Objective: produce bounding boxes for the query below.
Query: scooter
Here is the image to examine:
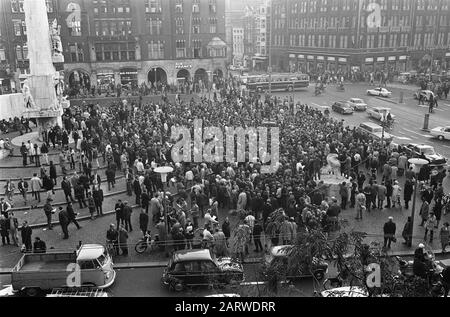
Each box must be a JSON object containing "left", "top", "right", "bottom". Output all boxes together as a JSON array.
[{"left": 135, "top": 230, "right": 161, "bottom": 254}]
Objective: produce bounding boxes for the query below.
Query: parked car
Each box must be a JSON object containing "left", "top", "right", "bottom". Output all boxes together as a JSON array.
[
  {"left": 161, "top": 249, "right": 244, "bottom": 292},
  {"left": 357, "top": 122, "right": 394, "bottom": 143},
  {"left": 367, "top": 87, "right": 392, "bottom": 97},
  {"left": 332, "top": 101, "right": 354, "bottom": 114},
  {"left": 367, "top": 107, "right": 395, "bottom": 122},
  {"left": 347, "top": 98, "right": 368, "bottom": 111},
  {"left": 399, "top": 143, "right": 447, "bottom": 166},
  {"left": 413, "top": 90, "right": 435, "bottom": 102},
  {"left": 263, "top": 245, "right": 328, "bottom": 281},
  {"left": 430, "top": 126, "right": 450, "bottom": 141}
]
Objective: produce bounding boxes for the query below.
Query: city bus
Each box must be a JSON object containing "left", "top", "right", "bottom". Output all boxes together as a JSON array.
[{"left": 246, "top": 73, "right": 310, "bottom": 92}]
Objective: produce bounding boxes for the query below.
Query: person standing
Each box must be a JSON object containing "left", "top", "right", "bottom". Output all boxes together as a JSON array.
[
  {"left": 402, "top": 216, "right": 413, "bottom": 245},
  {"left": 377, "top": 182, "right": 387, "bottom": 210},
  {"left": 440, "top": 222, "right": 450, "bottom": 253},
  {"left": 43, "top": 198, "right": 54, "bottom": 230},
  {"left": 419, "top": 198, "right": 429, "bottom": 226},
  {"left": 355, "top": 190, "right": 366, "bottom": 220},
  {"left": 115, "top": 199, "right": 124, "bottom": 229},
  {"left": 74, "top": 182, "right": 87, "bottom": 209},
  {"left": 139, "top": 209, "right": 149, "bottom": 237},
  {"left": 33, "top": 144, "right": 40, "bottom": 167},
  {"left": 106, "top": 224, "right": 119, "bottom": 255},
  {"left": 58, "top": 206, "right": 69, "bottom": 239},
  {"left": 133, "top": 176, "right": 142, "bottom": 206},
  {"left": 222, "top": 217, "right": 231, "bottom": 247},
  {"left": 17, "top": 178, "right": 28, "bottom": 206},
  {"left": 49, "top": 161, "right": 57, "bottom": 186},
  {"left": 425, "top": 212, "right": 437, "bottom": 243},
  {"left": 403, "top": 179, "right": 414, "bottom": 209},
  {"left": 0, "top": 198, "right": 11, "bottom": 218},
  {"left": 40, "top": 142, "right": 49, "bottom": 165},
  {"left": 21, "top": 221, "right": 32, "bottom": 252},
  {"left": 20, "top": 142, "right": 27, "bottom": 166},
  {"left": 4, "top": 180, "right": 15, "bottom": 202},
  {"left": 253, "top": 220, "right": 264, "bottom": 252},
  {"left": 66, "top": 202, "right": 81, "bottom": 230},
  {"left": 433, "top": 198, "right": 443, "bottom": 228},
  {"left": 141, "top": 189, "right": 150, "bottom": 214},
  {"left": 213, "top": 227, "right": 228, "bottom": 257},
  {"left": 106, "top": 166, "right": 116, "bottom": 191},
  {"left": 339, "top": 182, "right": 349, "bottom": 210},
  {"left": 383, "top": 216, "right": 396, "bottom": 249},
  {"left": 93, "top": 185, "right": 104, "bottom": 216},
  {"left": 61, "top": 176, "right": 75, "bottom": 203},
  {"left": 7, "top": 212, "right": 19, "bottom": 246},
  {"left": 87, "top": 192, "right": 96, "bottom": 220},
  {"left": 123, "top": 201, "right": 133, "bottom": 232},
  {"left": 118, "top": 224, "right": 129, "bottom": 256},
  {"left": 0, "top": 214, "right": 10, "bottom": 246}
]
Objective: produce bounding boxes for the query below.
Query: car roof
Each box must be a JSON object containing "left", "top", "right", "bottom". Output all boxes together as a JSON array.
[
  {"left": 350, "top": 98, "right": 364, "bottom": 102},
  {"left": 407, "top": 143, "right": 433, "bottom": 149},
  {"left": 172, "top": 249, "right": 213, "bottom": 262},
  {"left": 371, "top": 107, "right": 390, "bottom": 110},
  {"left": 77, "top": 244, "right": 105, "bottom": 261},
  {"left": 270, "top": 245, "right": 293, "bottom": 257}
]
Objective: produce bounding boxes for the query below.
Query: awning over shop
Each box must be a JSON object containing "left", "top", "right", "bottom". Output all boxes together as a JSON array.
[
  {"left": 338, "top": 57, "right": 347, "bottom": 62},
  {"left": 327, "top": 57, "right": 335, "bottom": 61},
  {"left": 307, "top": 55, "right": 314, "bottom": 60}
]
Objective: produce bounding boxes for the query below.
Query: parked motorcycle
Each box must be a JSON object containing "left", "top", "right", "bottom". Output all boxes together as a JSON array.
[{"left": 135, "top": 231, "right": 161, "bottom": 254}]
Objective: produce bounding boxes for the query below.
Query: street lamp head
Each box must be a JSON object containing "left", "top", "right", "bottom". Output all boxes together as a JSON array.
[
  {"left": 154, "top": 166, "right": 174, "bottom": 183},
  {"left": 408, "top": 158, "right": 428, "bottom": 174}
]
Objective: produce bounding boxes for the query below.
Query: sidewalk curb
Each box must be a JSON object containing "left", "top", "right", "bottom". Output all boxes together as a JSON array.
[
  {"left": 0, "top": 250, "right": 445, "bottom": 275},
  {"left": 24, "top": 203, "right": 140, "bottom": 230},
  {"left": 9, "top": 189, "right": 127, "bottom": 212}
]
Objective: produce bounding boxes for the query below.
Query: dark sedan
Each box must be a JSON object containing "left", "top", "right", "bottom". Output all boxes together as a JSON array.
[{"left": 332, "top": 101, "right": 354, "bottom": 114}]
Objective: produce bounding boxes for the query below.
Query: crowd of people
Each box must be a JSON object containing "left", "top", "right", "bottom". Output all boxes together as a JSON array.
[{"left": 0, "top": 77, "right": 449, "bottom": 261}]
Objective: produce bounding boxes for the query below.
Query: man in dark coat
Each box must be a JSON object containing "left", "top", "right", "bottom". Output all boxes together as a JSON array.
[
  {"left": 106, "top": 224, "right": 119, "bottom": 255},
  {"left": 92, "top": 185, "right": 104, "bottom": 216},
  {"left": 74, "top": 183, "right": 87, "bottom": 209},
  {"left": 133, "top": 176, "right": 142, "bottom": 206},
  {"left": 58, "top": 206, "right": 69, "bottom": 239},
  {"left": 141, "top": 189, "right": 150, "bottom": 214},
  {"left": 21, "top": 221, "right": 32, "bottom": 252},
  {"left": 33, "top": 237, "right": 46, "bottom": 253},
  {"left": 123, "top": 201, "right": 133, "bottom": 232},
  {"left": 115, "top": 199, "right": 124, "bottom": 228},
  {"left": 66, "top": 202, "right": 81, "bottom": 229},
  {"left": 139, "top": 209, "right": 149, "bottom": 237},
  {"left": 106, "top": 166, "right": 116, "bottom": 190},
  {"left": 43, "top": 198, "right": 54, "bottom": 230},
  {"left": 61, "top": 176, "right": 75, "bottom": 203},
  {"left": 383, "top": 216, "right": 396, "bottom": 249},
  {"left": 20, "top": 142, "right": 27, "bottom": 166}
]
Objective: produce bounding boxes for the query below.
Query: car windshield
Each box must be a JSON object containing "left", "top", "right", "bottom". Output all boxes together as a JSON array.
[
  {"left": 353, "top": 99, "right": 363, "bottom": 104},
  {"left": 422, "top": 148, "right": 436, "bottom": 155},
  {"left": 97, "top": 254, "right": 107, "bottom": 266}
]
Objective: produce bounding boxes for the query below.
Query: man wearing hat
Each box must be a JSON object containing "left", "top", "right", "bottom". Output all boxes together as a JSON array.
[
  {"left": 58, "top": 206, "right": 69, "bottom": 239},
  {"left": 383, "top": 216, "right": 396, "bottom": 249},
  {"left": 43, "top": 197, "right": 54, "bottom": 230}
]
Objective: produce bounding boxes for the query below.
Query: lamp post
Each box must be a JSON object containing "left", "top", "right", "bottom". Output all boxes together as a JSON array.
[
  {"left": 153, "top": 68, "right": 157, "bottom": 89},
  {"left": 154, "top": 166, "right": 174, "bottom": 234},
  {"left": 407, "top": 158, "right": 429, "bottom": 248}
]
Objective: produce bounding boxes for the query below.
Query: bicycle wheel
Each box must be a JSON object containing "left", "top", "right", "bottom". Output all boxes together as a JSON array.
[{"left": 135, "top": 241, "right": 148, "bottom": 254}]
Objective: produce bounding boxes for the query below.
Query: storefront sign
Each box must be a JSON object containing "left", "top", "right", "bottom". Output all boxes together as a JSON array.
[
  {"left": 120, "top": 71, "right": 138, "bottom": 75},
  {"left": 365, "top": 57, "right": 374, "bottom": 63},
  {"left": 377, "top": 57, "right": 385, "bottom": 62},
  {"left": 338, "top": 57, "right": 347, "bottom": 62},
  {"left": 317, "top": 56, "right": 324, "bottom": 60},
  {"left": 388, "top": 56, "right": 396, "bottom": 61},
  {"left": 399, "top": 56, "right": 407, "bottom": 60},
  {"left": 175, "top": 63, "right": 192, "bottom": 69},
  {"left": 327, "top": 57, "right": 336, "bottom": 61},
  {"left": 289, "top": 54, "right": 296, "bottom": 58},
  {"left": 297, "top": 54, "right": 305, "bottom": 59},
  {"left": 307, "top": 55, "right": 314, "bottom": 60}
]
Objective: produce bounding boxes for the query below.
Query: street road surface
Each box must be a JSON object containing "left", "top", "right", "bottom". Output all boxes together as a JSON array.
[{"left": 272, "top": 83, "right": 450, "bottom": 159}]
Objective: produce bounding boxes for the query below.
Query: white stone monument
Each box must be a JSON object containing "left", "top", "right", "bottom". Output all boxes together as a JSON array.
[{"left": 23, "top": 0, "right": 63, "bottom": 137}]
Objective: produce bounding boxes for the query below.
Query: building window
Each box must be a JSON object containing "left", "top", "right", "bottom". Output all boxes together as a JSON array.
[
  {"left": 176, "top": 40, "right": 186, "bottom": 58},
  {"left": 16, "top": 44, "right": 27, "bottom": 60},
  {"left": 147, "top": 18, "right": 162, "bottom": 35},
  {"left": 192, "top": 17, "right": 201, "bottom": 34},
  {"left": 68, "top": 43, "right": 84, "bottom": 62},
  {"left": 13, "top": 20, "right": 21, "bottom": 36},
  {"left": 175, "top": 0, "right": 183, "bottom": 13},
  {"left": 389, "top": 34, "right": 397, "bottom": 47},
  {"left": 366, "top": 35, "right": 375, "bottom": 48},
  {"left": 175, "top": 17, "right": 184, "bottom": 34},
  {"left": 21, "top": 20, "right": 26, "bottom": 35},
  {"left": 209, "top": 0, "right": 216, "bottom": 13},
  {"left": 0, "top": 48, "right": 6, "bottom": 62},
  {"left": 378, "top": 34, "right": 386, "bottom": 47},
  {"left": 417, "top": 0, "right": 425, "bottom": 10},
  {"left": 145, "top": 0, "right": 162, "bottom": 13},
  {"left": 10, "top": 0, "right": 24, "bottom": 13},
  {"left": 192, "top": 39, "right": 202, "bottom": 58},
  {"left": 416, "top": 15, "right": 423, "bottom": 27},
  {"left": 209, "top": 18, "right": 217, "bottom": 33},
  {"left": 148, "top": 40, "right": 164, "bottom": 59},
  {"left": 192, "top": 0, "right": 200, "bottom": 13}
]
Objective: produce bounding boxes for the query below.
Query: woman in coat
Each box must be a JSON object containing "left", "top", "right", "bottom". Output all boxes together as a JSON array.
[
  {"left": 425, "top": 212, "right": 437, "bottom": 243},
  {"left": 433, "top": 198, "right": 443, "bottom": 228},
  {"left": 440, "top": 222, "right": 450, "bottom": 253},
  {"left": 49, "top": 161, "right": 57, "bottom": 186},
  {"left": 419, "top": 198, "right": 429, "bottom": 226},
  {"left": 4, "top": 179, "right": 15, "bottom": 202},
  {"left": 403, "top": 179, "right": 414, "bottom": 209}
]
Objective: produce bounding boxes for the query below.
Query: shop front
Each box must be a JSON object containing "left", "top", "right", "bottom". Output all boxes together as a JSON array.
[
  {"left": 316, "top": 56, "right": 325, "bottom": 73},
  {"left": 363, "top": 57, "right": 374, "bottom": 73},
  {"left": 375, "top": 57, "right": 386, "bottom": 72},
  {"left": 387, "top": 56, "right": 397, "bottom": 74},
  {"left": 327, "top": 56, "right": 336, "bottom": 73},
  {"left": 398, "top": 55, "right": 407, "bottom": 72},
  {"left": 307, "top": 55, "right": 315, "bottom": 73},
  {"left": 120, "top": 68, "right": 138, "bottom": 89},
  {"left": 337, "top": 57, "right": 348, "bottom": 74},
  {"left": 96, "top": 70, "right": 115, "bottom": 93},
  {"left": 445, "top": 52, "right": 450, "bottom": 72}
]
